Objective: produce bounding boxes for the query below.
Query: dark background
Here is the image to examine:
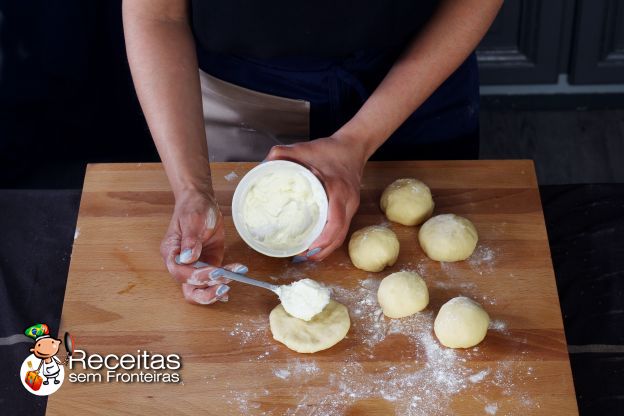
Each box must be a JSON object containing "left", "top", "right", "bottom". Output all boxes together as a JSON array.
[
  {"left": 0, "top": 1, "right": 623, "bottom": 415},
  {"left": 0, "top": 0, "right": 157, "bottom": 189},
  {"left": 0, "top": 0, "right": 623, "bottom": 188}
]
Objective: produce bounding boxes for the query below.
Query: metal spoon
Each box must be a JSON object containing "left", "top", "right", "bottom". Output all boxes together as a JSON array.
[{"left": 174, "top": 255, "right": 280, "bottom": 294}]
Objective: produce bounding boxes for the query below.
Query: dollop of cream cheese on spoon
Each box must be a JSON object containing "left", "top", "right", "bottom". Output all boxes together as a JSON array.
[{"left": 277, "top": 278, "right": 331, "bottom": 321}]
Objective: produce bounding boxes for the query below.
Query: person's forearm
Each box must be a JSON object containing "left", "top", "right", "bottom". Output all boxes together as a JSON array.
[
  {"left": 335, "top": 0, "right": 503, "bottom": 160},
  {"left": 123, "top": 0, "right": 211, "bottom": 198}
]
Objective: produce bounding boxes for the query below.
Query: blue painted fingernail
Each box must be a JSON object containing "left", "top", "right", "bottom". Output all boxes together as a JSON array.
[
  {"left": 216, "top": 285, "right": 230, "bottom": 296},
  {"left": 235, "top": 265, "right": 248, "bottom": 274},
  {"left": 210, "top": 269, "right": 224, "bottom": 279},
  {"left": 306, "top": 247, "right": 321, "bottom": 257},
  {"left": 179, "top": 249, "right": 193, "bottom": 264},
  {"left": 193, "top": 260, "right": 210, "bottom": 269},
  {"left": 292, "top": 255, "right": 307, "bottom": 264}
]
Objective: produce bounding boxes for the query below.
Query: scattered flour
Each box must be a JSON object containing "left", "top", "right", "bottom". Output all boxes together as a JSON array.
[
  {"left": 228, "top": 319, "right": 269, "bottom": 345},
  {"left": 273, "top": 369, "right": 290, "bottom": 380},
  {"left": 274, "top": 260, "right": 319, "bottom": 281},
  {"left": 434, "top": 280, "right": 477, "bottom": 291},
  {"left": 224, "top": 171, "right": 239, "bottom": 182},
  {"left": 489, "top": 319, "right": 508, "bottom": 333},
  {"left": 481, "top": 294, "right": 498, "bottom": 305},
  {"left": 471, "top": 246, "right": 495, "bottom": 264},
  {"left": 468, "top": 245, "right": 497, "bottom": 274},
  {"left": 469, "top": 369, "right": 490, "bottom": 383},
  {"left": 414, "top": 258, "right": 431, "bottom": 277},
  {"left": 272, "top": 359, "right": 321, "bottom": 381},
  {"left": 439, "top": 261, "right": 465, "bottom": 280},
  {"left": 224, "top": 387, "right": 268, "bottom": 414},
  {"left": 224, "top": 275, "right": 532, "bottom": 415},
  {"left": 430, "top": 245, "right": 497, "bottom": 279}
]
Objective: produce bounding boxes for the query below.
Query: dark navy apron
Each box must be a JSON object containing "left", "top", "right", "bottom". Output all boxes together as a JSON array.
[{"left": 196, "top": 46, "right": 479, "bottom": 160}]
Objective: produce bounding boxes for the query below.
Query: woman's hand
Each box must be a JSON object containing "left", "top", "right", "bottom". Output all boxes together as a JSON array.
[
  {"left": 160, "top": 190, "right": 247, "bottom": 304},
  {"left": 265, "top": 134, "right": 367, "bottom": 261}
]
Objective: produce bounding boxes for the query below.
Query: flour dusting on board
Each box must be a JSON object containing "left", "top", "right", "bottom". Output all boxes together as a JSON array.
[
  {"left": 433, "top": 280, "right": 476, "bottom": 291},
  {"left": 469, "top": 369, "right": 490, "bottom": 383},
  {"left": 468, "top": 245, "right": 497, "bottom": 274},
  {"left": 489, "top": 319, "right": 509, "bottom": 333},
  {"left": 308, "top": 279, "right": 483, "bottom": 415},
  {"left": 224, "top": 171, "right": 239, "bottom": 182},
  {"left": 223, "top": 275, "right": 532, "bottom": 415},
  {"left": 485, "top": 403, "right": 499, "bottom": 414},
  {"left": 272, "top": 359, "right": 321, "bottom": 380},
  {"left": 228, "top": 318, "right": 269, "bottom": 345}
]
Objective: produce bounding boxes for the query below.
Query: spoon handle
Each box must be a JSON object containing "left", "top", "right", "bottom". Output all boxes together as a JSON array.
[
  {"left": 218, "top": 268, "right": 280, "bottom": 293},
  {"left": 178, "top": 257, "right": 280, "bottom": 293}
]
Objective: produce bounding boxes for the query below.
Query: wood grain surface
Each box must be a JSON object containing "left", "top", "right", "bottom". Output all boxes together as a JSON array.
[{"left": 47, "top": 161, "right": 577, "bottom": 415}]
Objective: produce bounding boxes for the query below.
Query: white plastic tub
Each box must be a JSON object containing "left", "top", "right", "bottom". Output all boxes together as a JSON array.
[{"left": 231, "top": 160, "right": 328, "bottom": 257}]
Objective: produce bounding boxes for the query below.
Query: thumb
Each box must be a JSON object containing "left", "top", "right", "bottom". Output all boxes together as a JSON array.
[
  {"left": 178, "top": 225, "right": 204, "bottom": 265},
  {"left": 178, "top": 240, "right": 202, "bottom": 265}
]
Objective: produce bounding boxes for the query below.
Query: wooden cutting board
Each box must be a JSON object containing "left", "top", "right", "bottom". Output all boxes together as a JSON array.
[{"left": 47, "top": 161, "right": 577, "bottom": 415}]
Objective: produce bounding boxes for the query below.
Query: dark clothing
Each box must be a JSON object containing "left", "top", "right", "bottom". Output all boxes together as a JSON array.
[
  {"left": 190, "top": 0, "right": 478, "bottom": 160},
  {"left": 196, "top": 48, "right": 480, "bottom": 160},
  {"left": 190, "top": 1, "right": 439, "bottom": 59}
]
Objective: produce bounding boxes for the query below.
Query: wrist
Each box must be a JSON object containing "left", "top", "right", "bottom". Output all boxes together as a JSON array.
[
  {"left": 167, "top": 156, "right": 214, "bottom": 199},
  {"left": 175, "top": 182, "right": 213, "bottom": 199},
  {"left": 332, "top": 119, "right": 387, "bottom": 161},
  {"left": 174, "top": 185, "right": 217, "bottom": 209},
  {"left": 171, "top": 173, "right": 214, "bottom": 201}
]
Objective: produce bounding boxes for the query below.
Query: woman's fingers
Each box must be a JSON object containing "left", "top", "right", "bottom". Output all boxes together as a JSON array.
[
  {"left": 161, "top": 232, "right": 196, "bottom": 283},
  {"left": 161, "top": 245, "right": 222, "bottom": 285},
  {"left": 185, "top": 262, "right": 248, "bottom": 286},
  {"left": 179, "top": 209, "right": 217, "bottom": 264},
  {"left": 267, "top": 140, "right": 362, "bottom": 262},
  {"left": 303, "top": 178, "right": 360, "bottom": 262},
  {"left": 161, "top": 217, "right": 225, "bottom": 284},
  {"left": 266, "top": 145, "right": 323, "bottom": 179},
  {"left": 182, "top": 283, "right": 230, "bottom": 305},
  {"left": 266, "top": 144, "right": 292, "bottom": 161},
  {"left": 180, "top": 262, "right": 247, "bottom": 305},
  {"left": 223, "top": 263, "right": 249, "bottom": 274},
  {"left": 304, "top": 193, "right": 350, "bottom": 262}
]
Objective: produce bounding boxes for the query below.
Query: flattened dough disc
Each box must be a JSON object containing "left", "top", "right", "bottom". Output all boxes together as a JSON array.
[{"left": 269, "top": 299, "right": 350, "bottom": 353}]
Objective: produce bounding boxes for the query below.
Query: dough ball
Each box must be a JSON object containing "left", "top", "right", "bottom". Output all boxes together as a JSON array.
[
  {"left": 418, "top": 214, "right": 478, "bottom": 262},
  {"left": 434, "top": 296, "right": 489, "bottom": 348},
  {"left": 269, "top": 299, "right": 350, "bottom": 353},
  {"left": 377, "top": 271, "right": 429, "bottom": 318},
  {"left": 380, "top": 178, "right": 434, "bottom": 226},
  {"left": 348, "top": 226, "right": 400, "bottom": 272}
]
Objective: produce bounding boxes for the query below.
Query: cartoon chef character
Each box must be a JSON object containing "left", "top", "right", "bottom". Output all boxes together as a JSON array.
[{"left": 25, "top": 324, "right": 64, "bottom": 385}]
